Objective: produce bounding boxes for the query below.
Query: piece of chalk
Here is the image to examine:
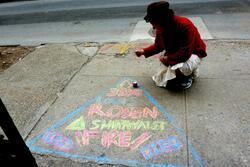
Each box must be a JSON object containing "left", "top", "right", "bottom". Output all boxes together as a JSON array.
[{"left": 132, "top": 81, "right": 138, "bottom": 88}]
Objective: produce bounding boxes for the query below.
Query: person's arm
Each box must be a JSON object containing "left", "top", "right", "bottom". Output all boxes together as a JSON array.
[
  {"left": 160, "top": 24, "right": 196, "bottom": 66},
  {"left": 135, "top": 33, "right": 164, "bottom": 58},
  {"left": 143, "top": 34, "right": 164, "bottom": 58}
]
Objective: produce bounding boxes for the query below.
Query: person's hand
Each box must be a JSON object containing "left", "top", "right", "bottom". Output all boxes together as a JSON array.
[{"left": 135, "top": 49, "right": 144, "bottom": 57}]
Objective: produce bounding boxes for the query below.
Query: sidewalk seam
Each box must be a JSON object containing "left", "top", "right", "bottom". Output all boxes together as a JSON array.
[{"left": 184, "top": 90, "right": 190, "bottom": 167}]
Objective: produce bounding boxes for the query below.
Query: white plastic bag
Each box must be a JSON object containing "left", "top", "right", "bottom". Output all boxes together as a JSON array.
[
  {"left": 152, "top": 54, "right": 201, "bottom": 87},
  {"left": 152, "top": 64, "right": 176, "bottom": 87}
]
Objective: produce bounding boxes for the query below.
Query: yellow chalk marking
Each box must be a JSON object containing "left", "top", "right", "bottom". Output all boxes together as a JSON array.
[
  {"left": 66, "top": 116, "right": 85, "bottom": 130},
  {"left": 113, "top": 44, "right": 131, "bottom": 55}
]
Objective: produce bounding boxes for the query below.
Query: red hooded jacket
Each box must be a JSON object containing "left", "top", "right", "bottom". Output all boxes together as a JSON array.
[{"left": 143, "top": 16, "right": 207, "bottom": 65}]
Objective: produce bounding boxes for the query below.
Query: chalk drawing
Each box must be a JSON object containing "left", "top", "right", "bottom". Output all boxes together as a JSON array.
[
  {"left": 118, "top": 80, "right": 133, "bottom": 88},
  {"left": 41, "top": 131, "right": 74, "bottom": 151},
  {"left": 101, "top": 131, "right": 132, "bottom": 148},
  {"left": 107, "top": 87, "right": 143, "bottom": 97},
  {"left": 140, "top": 136, "right": 182, "bottom": 160},
  {"left": 75, "top": 130, "right": 99, "bottom": 146},
  {"left": 74, "top": 130, "right": 151, "bottom": 149},
  {"left": 130, "top": 132, "right": 151, "bottom": 151},
  {"left": 90, "top": 119, "right": 166, "bottom": 131},
  {"left": 66, "top": 116, "right": 85, "bottom": 130},
  {"left": 114, "top": 43, "right": 131, "bottom": 55},
  {"left": 88, "top": 104, "right": 159, "bottom": 119},
  {"left": 27, "top": 78, "right": 204, "bottom": 167},
  {"left": 99, "top": 43, "right": 131, "bottom": 56}
]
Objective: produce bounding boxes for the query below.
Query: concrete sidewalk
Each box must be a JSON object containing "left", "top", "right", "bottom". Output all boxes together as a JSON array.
[{"left": 0, "top": 40, "right": 249, "bottom": 166}]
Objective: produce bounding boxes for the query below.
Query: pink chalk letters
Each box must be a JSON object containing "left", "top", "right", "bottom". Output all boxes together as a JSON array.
[
  {"left": 88, "top": 103, "right": 158, "bottom": 120},
  {"left": 75, "top": 130, "right": 151, "bottom": 149}
]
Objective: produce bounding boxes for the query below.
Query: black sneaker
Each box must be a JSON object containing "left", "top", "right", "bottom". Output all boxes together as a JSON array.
[
  {"left": 165, "top": 78, "right": 180, "bottom": 91},
  {"left": 179, "top": 77, "right": 193, "bottom": 90},
  {"left": 166, "top": 76, "right": 193, "bottom": 91}
]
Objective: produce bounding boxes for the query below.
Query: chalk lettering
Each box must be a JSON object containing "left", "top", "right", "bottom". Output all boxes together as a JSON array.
[
  {"left": 114, "top": 120, "right": 122, "bottom": 130},
  {"left": 130, "top": 132, "right": 151, "bottom": 151},
  {"left": 136, "top": 120, "right": 147, "bottom": 130},
  {"left": 143, "top": 107, "right": 158, "bottom": 119},
  {"left": 141, "top": 147, "right": 153, "bottom": 159},
  {"left": 75, "top": 131, "right": 82, "bottom": 146},
  {"left": 90, "top": 119, "right": 166, "bottom": 131},
  {"left": 88, "top": 103, "right": 105, "bottom": 117},
  {"left": 42, "top": 131, "right": 73, "bottom": 151},
  {"left": 118, "top": 80, "right": 133, "bottom": 89},
  {"left": 101, "top": 120, "right": 114, "bottom": 130},
  {"left": 90, "top": 120, "right": 101, "bottom": 130},
  {"left": 140, "top": 136, "right": 182, "bottom": 160},
  {"left": 73, "top": 129, "right": 153, "bottom": 150},
  {"left": 42, "top": 131, "right": 56, "bottom": 143},
  {"left": 121, "top": 120, "right": 132, "bottom": 130},
  {"left": 87, "top": 104, "right": 159, "bottom": 120},
  {"left": 75, "top": 130, "right": 99, "bottom": 146},
  {"left": 152, "top": 121, "right": 165, "bottom": 131},
  {"left": 107, "top": 88, "right": 143, "bottom": 97},
  {"left": 101, "top": 131, "right": 132, "bottom": 148},
  {"left": 101, "top": 131, "right": 118, "bottom": 148},
  {"left": 120, "top": 107, "right": 130, "bottom": 119},
  {"left": 106, "top": 105, "right": 123, "bottom": 118},
  {"left": 129, "top": 107, "right": 141, "bottom": 119},
  {"left": 118, "top": 131, "right": 131, "bottom": 147}
]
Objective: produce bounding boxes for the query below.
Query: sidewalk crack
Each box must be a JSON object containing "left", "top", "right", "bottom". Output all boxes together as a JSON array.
[
  {"left": 25, "top": 45, "right": 100, "bottom": 141},
  {"left": 24, "top": 96, "right": 58, "bottom": 141},
  {"left": 59, "top": 44, "right": 100, "bottom": 93}
]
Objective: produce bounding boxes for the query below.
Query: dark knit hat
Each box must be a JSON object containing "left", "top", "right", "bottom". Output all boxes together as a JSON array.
[{"left": 144, "top": 1, "right": 174, "bottom": 23}]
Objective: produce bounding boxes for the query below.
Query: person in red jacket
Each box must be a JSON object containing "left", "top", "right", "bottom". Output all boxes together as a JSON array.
[{"left": 135, "top": 1, "right": 207, "bottom": 90}]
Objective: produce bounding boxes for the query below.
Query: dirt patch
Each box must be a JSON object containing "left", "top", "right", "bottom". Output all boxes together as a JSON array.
[{"left": 0, "top": 46, "right": 34, "bottom": 73}]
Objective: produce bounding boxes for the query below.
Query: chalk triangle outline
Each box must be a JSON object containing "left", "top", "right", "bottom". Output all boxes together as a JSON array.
[{"left": 27, "top": 78, "right": 203, "bottom": 167}]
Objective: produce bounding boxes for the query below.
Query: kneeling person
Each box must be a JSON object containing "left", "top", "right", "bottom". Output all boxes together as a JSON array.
[{"left": 135, "top": 1, "right": 207, "bottom": 90}]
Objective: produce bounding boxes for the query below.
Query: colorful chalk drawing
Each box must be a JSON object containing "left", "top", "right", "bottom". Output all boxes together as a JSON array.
[
  {"left": 140, "top": 136, "right": 183, "bottom": 160},
  {"left": 99, "top": 43, "right": 132, "bottom": 56},
  {"left": 27, "top": 78, "right": 203, "bottom": 166}
]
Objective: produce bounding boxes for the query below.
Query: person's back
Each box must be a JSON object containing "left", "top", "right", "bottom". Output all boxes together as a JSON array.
[{"left": 173, "top": 15, "right": 206, "bottom": 60}]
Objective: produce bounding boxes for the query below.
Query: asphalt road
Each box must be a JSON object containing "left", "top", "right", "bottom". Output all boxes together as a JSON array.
[
  {"left": 0, "top": 0, "right": 249, "bottom": 25},
  {"left": 0, "top": 0, "right": 249, "bottom": 45}
]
